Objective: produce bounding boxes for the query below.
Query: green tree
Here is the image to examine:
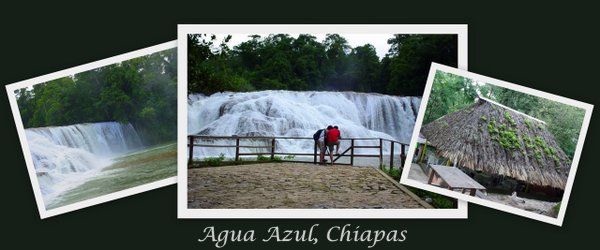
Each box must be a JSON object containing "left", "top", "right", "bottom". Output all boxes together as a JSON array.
[
  {"left": 15, "top": 48, "right": 178, "bottom": 144},
  {"left": 346, "top": 44, "right": 381, "bottom": 92},
  {"left": 386, "top": 34, "right": 458, "bottom": 96},
  {"left": 424, "top": 71, "right": 477, "bottom": 124}
]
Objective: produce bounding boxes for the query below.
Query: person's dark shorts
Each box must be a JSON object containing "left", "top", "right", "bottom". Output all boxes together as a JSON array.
[{"left": 326, "top": 141, "right": 338, "bottom": 152}]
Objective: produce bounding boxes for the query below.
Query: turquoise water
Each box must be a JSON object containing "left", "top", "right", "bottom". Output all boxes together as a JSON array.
[{"left": 46, "top": 143, "right": 176, "bottom": 210}]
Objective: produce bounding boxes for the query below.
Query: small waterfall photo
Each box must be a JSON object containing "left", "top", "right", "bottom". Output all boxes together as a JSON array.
[
  {"left": 6, "top": 41, "right": 178, "bottom": 218},
  {"left": 179, "top": 25, "right": 469, "bottom": 218}
]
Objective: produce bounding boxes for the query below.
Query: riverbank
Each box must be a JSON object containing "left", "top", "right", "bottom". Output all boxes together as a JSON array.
[{"left": 46, "top": 142, "right": 176, "bottom": 209}]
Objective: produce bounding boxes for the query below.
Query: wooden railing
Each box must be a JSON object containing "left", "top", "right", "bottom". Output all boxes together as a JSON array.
[{"left": 188, "top": 135, "right": 408, "bottom": 171}]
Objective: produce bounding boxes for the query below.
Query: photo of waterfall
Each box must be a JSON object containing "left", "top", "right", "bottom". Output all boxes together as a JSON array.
[
  {"left": 188, "top": 90, "right": 420, "bottom": 160},
  {"left": 180, "top": 25, "right": 469, "bottom": 217},
  {"left": 6, "top": 41, "right": 177, "bottom": 218}
]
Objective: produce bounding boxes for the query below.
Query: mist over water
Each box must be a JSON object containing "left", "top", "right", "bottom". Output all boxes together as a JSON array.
[
  {"left": 188, "top": 90, "right": 420, "bottom": 158},
  {"left": 25, "top": 122, "right": 144, "bottom": 203}
]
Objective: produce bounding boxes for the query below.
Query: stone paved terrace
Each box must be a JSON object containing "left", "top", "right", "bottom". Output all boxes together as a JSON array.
[{"left": 188, "top": 163, "right": 431, "bottom": 209}]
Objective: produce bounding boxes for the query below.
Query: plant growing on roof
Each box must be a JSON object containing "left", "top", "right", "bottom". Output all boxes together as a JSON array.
[
  {"left": 487, "top": 119, "right": 499, "bottom": 134},
  {"left": 499, "top": 124, "right": 507, "bottom": 131},
  {"left": 504, "top": 111, "right": 516, "bottom": 126},
  {"left": 498, "top": 128, "right": 522, "bottom": 150},
  {"left": 552, "top": 154, "right": 561, "bottom": 167},
  {"left": 524, "top": 119, "right": 533, "bottom": 129},
  {"left": 534, "top": 149, "right": 542, "bottom": 162}
]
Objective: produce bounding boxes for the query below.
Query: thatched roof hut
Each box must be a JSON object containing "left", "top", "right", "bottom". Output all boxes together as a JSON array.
[{"left": 421, "top": 97, "right": 570, "bottom": 189}]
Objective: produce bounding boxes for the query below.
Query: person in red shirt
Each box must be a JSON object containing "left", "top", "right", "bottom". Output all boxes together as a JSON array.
[{"left": 326, "top": 125, "right": 341, "bottom": 164}]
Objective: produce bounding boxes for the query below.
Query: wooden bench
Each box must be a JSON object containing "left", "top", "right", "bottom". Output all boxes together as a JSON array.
[{"left": 427, "top": 164, "right": 486, "bottom": 196}]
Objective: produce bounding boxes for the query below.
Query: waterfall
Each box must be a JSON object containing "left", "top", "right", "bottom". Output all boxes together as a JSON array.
[
  {"left": 188, "top": 90, "right": 420, "bottom": 159},
  {"left": 25, "top": 122, "right": 144, "bottom": 200}
]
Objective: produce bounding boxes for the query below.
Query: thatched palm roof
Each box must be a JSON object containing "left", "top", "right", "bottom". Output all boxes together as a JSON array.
[{"left": 421, "top": 97, "right": 570, "bottom": 189}]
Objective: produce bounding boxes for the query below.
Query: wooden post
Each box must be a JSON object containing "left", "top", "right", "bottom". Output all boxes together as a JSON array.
[
  {"left": 427, "top": 169, "right": 436, "bottom": 184},
  {"left": 419, "top": 141, "right": 427, "bottom": 163},
  {"left": 389, "top": 141, "right": 394, "bottom": 172},
  {"left": 379, "top": 138, "right": 383, "bottom": 170},
  {"left": 314, "top": 141, "right": 317, "bottom": 164},
  {"left": 350, "top": 139, "right": 355, "bottom": 166},
  {"left": 235, "top": 137, "right": 240, "bottom": 163},
  {"left": 270, "top": 138, "right": 275, "bottom": 160},
  {"left": 400, "top": 144, "right": 406, "bottom": 171},
  {"left": 469, "top": 189, "right": 476, "bottom": 196},
  {"left": 188, "top": 136, "right": 194, "bottom": 166}
]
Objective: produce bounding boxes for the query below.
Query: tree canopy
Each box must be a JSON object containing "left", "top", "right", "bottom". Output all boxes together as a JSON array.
[
  {"left": 188, "top": 33, "right": 458, "bottom": 96},
  {"left": 15, "top": 48, "right": 177, "bottom": 144},
  {"left": 424, "top": 71, "right": 585, "bottom": 159}
]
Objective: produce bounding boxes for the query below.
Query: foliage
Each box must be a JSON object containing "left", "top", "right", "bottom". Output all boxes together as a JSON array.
[
  {"left": 406, "top": 187, "right": 456, "bottom": 208},
  {"left": 504, "top": 112, "right": 516, "bottom": 126},
  {"left": 15, "top": 48, "right": 177, "bottom": 144},
  {"left": 188, "top": 33, "right": 457, "bottom": 95},
  {"left": 283, "top": 155, "right": 296, "bottom": 160},
  {"left": 424, "top": 71, "right": 478, "bottom": 123},
  {"left": 497, "top": 127, "right": 522, "bottom": 150},
  {"left": 485, "top": 84, "right": 584, "bottom": 159},
  {"left": 552, "top": 202, "right": 561, "bottom": 215},
  {"left": 382, "top": 166, "right": 401, "bottom": 181},
  {"left": 205, "top": 153, "right": 226, "bottom": 166},
  {"left": 424, "top": 71, "right": 585, "bottom": 160},
  {"left": 256, "top": 155, "right": 270, "bottom": 161}
]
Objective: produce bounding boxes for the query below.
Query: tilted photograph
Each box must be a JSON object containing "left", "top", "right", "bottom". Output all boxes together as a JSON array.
[
  {"left": 401, "top": 63, "right": 593, "bottom": 225},
  {"left": 6, "top": 42, "right": 177, "bottom": 218}
]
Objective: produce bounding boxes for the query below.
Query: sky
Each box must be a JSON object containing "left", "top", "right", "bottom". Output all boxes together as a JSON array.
[{"left": 216, "top": 33, "right": 395, "bottom": 59}]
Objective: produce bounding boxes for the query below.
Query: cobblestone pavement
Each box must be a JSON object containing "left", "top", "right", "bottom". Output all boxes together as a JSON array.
[{"left": 188, "top": 163, "right": 427, "bottom": 209}]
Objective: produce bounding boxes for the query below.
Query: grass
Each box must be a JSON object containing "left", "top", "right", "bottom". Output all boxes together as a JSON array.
[
  {"left": 406, "top": 187, "right": 456, "bottom": 208},
  {"left": 205, "top": 153, "right": 226, "bottom": 166},
  {"left": 382, "top": 166, "right": 401, "bottom": 181},
  {"left": 190, "top": 154, "right": 297, "bottom": 168}
]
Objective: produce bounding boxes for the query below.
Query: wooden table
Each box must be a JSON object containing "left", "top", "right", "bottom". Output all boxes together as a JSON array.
[{"left": 427, "top": 164, "right": 486, "bottom": 196}]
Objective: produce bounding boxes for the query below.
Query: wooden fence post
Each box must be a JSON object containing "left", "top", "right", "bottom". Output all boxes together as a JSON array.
[
  {"left": 235, "top": 137, "right": 240, "bottom": 163},
  {"left": 188, "top": 136, "right": 194, "bottom": 166},
  {"left": 390, "top": 141, "right": 395, "bottom": 172},
  {"left": 350, "top": 139, "right": 354, "bottom": 166},
  {"left": 400, "top": 144, "right": 406, "bottom": 172},
  {"left": 314, "top": 141, "right": 317, "bottom": 164},
  {"left": 379, "top": 138, "right": 383, "bottom": 170},
  {"left": 271, "top": 138, "right": 275, "bottom": 160}
]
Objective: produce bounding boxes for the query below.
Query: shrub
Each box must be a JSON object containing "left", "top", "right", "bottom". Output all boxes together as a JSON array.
[
  {"left": 205, "top": 153, "right": 226, "bottom": 166},
  {"left": 382, "top": 166, "right": 401, "bottom": 181},
  {"left": 407, "top": 187, "right": 456, "bottom": 208},
  {"left": 256, "top": 155, "right": 269, "bottom": 161}
]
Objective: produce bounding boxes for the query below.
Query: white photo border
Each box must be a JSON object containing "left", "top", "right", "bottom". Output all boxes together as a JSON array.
[
  {"left": 5, "top": 41, "right": 178, "bottom": 219},
  {"left": 178, "top": 24, "right": 469, "bottom": 219},
  {"left": 399, "top": 63, "right": 594, "bottom": 226}
]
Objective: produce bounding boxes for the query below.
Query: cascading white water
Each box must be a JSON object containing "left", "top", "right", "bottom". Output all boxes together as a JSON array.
[
  {"left": 26, "top": 122, "right": 144, "bottom": 201},
  {"left": 188, "top": 90, "right": 420, "bottom": 159}
]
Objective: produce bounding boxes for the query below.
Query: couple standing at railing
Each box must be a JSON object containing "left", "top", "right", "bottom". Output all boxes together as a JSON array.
[{"left": 314, "top": 125, "right": 341, "bottom": 165}]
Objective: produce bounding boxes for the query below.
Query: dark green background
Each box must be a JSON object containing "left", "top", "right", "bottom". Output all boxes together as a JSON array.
[{"left": 1, "top": 1, "right": 597, "bottom": 249}]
